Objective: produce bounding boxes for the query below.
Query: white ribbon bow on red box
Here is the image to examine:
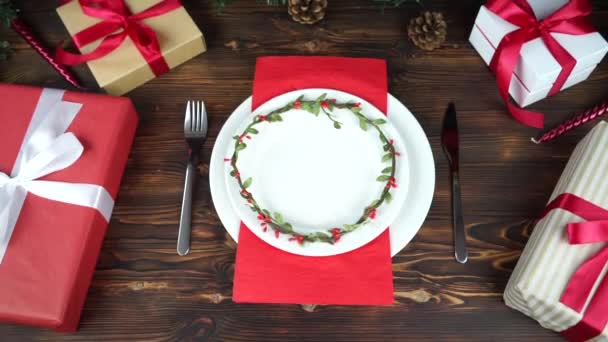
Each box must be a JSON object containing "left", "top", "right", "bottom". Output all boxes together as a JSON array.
[{"left": 0, "top": 88, "right": 114, "bottom": 264}]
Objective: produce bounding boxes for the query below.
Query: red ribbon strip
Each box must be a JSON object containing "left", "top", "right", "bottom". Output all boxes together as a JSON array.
[
  {"left": 485, "top": 0, "right": 596, "bottom": 128},
  {"left": 55, "top": 0, "right": 182, "bottom": 76},
  {"left": 539, "top": 193, "right": 608, "bottom": 342}
]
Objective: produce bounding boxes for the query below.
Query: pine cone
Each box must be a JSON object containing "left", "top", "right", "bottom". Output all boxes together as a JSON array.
[
  {"left": 288, "top": 0, "right": 327, "bottom": 25},
  {"left": 407, "top": 11, "right": 447, "bottom": 51}
]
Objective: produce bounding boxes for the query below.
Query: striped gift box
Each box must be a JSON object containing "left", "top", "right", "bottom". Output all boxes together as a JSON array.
[{"left": 504, "top": 121, "right": 608, "bottom": 341}]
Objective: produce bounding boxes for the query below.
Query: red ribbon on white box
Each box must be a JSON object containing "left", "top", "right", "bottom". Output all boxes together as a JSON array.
[
  {"left": 485, "top": 0, "right": 596, "bottom": 128},
  {"left": 0, "top": 89, "right": 114, "bottom": 264}
]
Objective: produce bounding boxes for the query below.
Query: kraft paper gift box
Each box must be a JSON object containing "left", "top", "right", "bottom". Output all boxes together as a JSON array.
[
  {"left": 57, "top": 0, "right": 206, "bottom": 96},
  {"left": 469, "top": 0, "right": 608, "bottom": 107},
  {"left": 0, "top": 84, "right": 138, "bottom": 331},
  {"left": 504, "top": 122, "right": 608, "bottom": 341}
]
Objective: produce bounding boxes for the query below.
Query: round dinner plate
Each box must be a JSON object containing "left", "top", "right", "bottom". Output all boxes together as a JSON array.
[
  {"left": 223, "top": 89, "right": 409, "bottom": 256},
  {"left": 210, "top": 90, "right": 435, "bottom": 257}
]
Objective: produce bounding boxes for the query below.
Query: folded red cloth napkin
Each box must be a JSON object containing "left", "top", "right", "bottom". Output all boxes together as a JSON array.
[{"left": 233, "top": 56, "right": 394, "bottom": 305}]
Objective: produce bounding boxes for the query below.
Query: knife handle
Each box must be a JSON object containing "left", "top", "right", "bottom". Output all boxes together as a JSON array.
[
  {"left": 452, "top": 171, "right": 468, "bottom": 263},
  {"left": 178, "top": 156, "right": 196, "bottom": 256}
]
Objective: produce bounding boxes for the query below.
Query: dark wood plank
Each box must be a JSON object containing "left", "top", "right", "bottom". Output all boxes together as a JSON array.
[{"left": 1, "top": 0, "right": 607, "bottom": 340}]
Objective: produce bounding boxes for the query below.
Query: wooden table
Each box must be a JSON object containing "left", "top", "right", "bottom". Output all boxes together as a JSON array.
[{"left": 1, "top": 0, "right": 607, "bottom": 340}]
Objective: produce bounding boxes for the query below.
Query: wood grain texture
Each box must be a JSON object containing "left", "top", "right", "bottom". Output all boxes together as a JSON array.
[{"left": 1, "top": 0, "right": 608, "bottom": 340}]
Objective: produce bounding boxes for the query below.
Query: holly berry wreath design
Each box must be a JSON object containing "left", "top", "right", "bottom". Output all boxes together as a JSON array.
[{"left": 226, "top": 94, "right": 399, "bottom": 245}]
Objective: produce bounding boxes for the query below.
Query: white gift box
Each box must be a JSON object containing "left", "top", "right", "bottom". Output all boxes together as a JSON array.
[
  {"left": 469, "top": 0, "right": 608, "bottom": 107},
  {"left": 504, "top": 121, "right": 608, "bottom": 340}
]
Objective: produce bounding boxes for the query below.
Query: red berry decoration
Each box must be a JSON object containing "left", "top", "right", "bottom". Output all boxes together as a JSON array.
[
  {"left": 321, "top": 101, "right": 329, "bottom": 109},
  {"left": 369, "top": 208, "right": 377, "bottom": 220},
  {"left": 294, "top": 101, "right": 302, "bottom": 109},
  {"left": 331, "top": 228, "right": 341, "bottom": 242}
]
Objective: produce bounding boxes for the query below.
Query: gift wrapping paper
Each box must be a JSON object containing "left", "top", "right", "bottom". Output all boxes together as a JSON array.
[
  {"left": 57, "top": 0, "right": 206, "bottom": 95},
  {"left": 0, "top": 84, "right": 138, "bottom": 331},
  {"left": 504, "top": 121, "right": 608, "bottom": 340},
  {"left": 469, "top": 1, "right": 608, "bottom": 108}
]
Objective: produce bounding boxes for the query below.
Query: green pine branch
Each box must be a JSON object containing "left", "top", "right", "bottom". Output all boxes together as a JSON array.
[
  {"left": 372, "top": 0, "right": 422, "bottom": 7},
  {"left": 215, "top": 0, "right": 287, "bottom": 10},
  {"left": 214, "top": 0, "right": 420, "bottom": 10},
  {"left": 0, "top": 0, "right": 16, "bottom": 26},
  {"left": 0, "top": 41, "right": 10, "bottom": 60},
  {"left": 0, "top": 0, "right": 16, "bottom": 61}
]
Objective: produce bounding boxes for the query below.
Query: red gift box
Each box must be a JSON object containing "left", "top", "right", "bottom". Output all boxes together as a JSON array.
[{"left": 0, "top": 84, "right": 138, "bottom": 331}]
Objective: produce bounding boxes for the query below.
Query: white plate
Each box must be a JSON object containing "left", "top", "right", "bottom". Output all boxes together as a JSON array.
[
  {"left": 223, "top": 89, "right": 409, "bottom": 256},
  {"left": 210, "top": 91, "right": 435, "bottom": 257}
]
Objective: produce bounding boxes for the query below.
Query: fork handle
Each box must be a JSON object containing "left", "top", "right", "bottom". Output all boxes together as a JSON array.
[
  {"left": 451, "top": 171, "right": 468, "bottom": 264},
  {"left": 178, "top": 155, "right": 197, "bottom": 256}
]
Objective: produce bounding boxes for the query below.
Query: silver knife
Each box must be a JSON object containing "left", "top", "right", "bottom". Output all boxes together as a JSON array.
[{"left": 441, "top": 103, "right": 468, "bottom": 264}]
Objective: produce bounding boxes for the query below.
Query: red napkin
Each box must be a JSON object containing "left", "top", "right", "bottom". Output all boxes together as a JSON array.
[{"left": 233, "top": 56, "right": 394, "bottom": 305}]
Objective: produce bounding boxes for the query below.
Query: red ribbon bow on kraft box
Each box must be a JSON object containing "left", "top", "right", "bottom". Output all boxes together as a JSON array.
[
  {"left": 56, "top": 0, "right": 206, "bottom": 95},
  {"left": 470, "top": 0, "right": 608, "bottom": 128}
]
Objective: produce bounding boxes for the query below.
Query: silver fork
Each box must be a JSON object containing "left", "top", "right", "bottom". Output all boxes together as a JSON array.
[{"left": 178, "top": 100, "right": 208, "bottom": 256}]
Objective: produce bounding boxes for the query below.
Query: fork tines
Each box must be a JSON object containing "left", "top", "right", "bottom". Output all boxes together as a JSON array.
[{"left": 184, "top": 101, "right": 207, "bottom": 138}]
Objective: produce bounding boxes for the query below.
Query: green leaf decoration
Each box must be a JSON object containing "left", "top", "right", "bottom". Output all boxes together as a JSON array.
[
  {"left": 344, "top": 223, "right": 360, "bottom": 232},
  {"left": 301, "top": 102, "right": 312, "bottom": 112},
  {"left": 312, "top": 103, "right": 320, "bottom": 116},
  {"left": 379, "top": 133, "right": 389, "bottom": 143},
  {"left": 230, "top": 94, "right": 397, "bottom": 244},
  {"left": 274, "top": 212, "right": 284, "bottom": 224},
  {"left": 377, "top": 175, "right": 391, "bottom": 182},
  {"left": 359, "top": 118, "right": 368, "bottom": 131},
  {"left": 311, "top": 232, "right": 331, "bottom": 240},
  {"left": 373, "top": 118, "right": 387, "bottom": 125},
  {"left": 269, "top": 113, "right": 283, "bottom": 122}
]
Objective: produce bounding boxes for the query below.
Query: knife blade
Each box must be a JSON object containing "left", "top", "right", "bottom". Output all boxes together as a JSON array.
[{"left": 441, "top": 103, "right": 468, "bottom": 264}]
